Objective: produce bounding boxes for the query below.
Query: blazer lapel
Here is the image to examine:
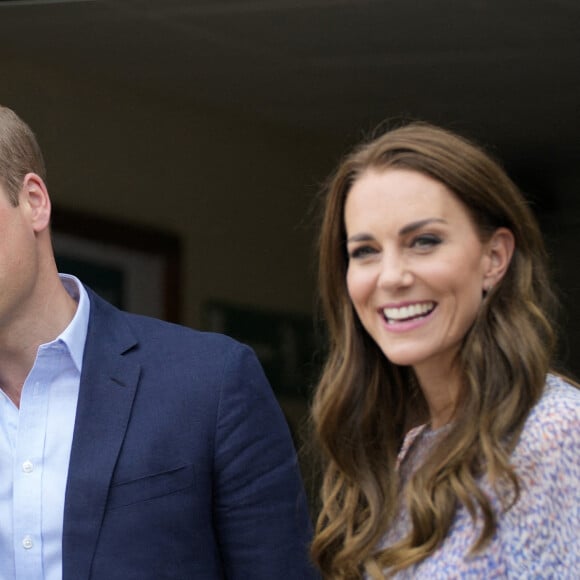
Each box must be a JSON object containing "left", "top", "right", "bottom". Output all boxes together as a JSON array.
[{"left": 62, "top": 290, "right": 141, "bottom": 580}]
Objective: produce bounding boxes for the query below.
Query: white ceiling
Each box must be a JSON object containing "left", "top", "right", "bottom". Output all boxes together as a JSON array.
[{"left": 0, "top": 0, "right": 579, "bottom": 161}]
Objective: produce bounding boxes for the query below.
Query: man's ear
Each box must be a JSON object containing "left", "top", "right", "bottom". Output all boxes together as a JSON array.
[
  {"left": 21, "top": 173, "right": 51, "bottom": 233},
  {"left": 482, "top": 227, "right": 515, "bottom": 292}
]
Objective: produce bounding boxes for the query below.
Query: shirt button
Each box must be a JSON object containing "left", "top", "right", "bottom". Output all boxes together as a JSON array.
[
  {"left": 22, "top": 460, "right": 34, "bottom": 473},
  {"left": 22, "top": 536, "right": 33, "bottom": 549}
]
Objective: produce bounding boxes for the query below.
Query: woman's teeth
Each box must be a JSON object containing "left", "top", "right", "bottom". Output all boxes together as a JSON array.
[{"left": 383, "top": 302, "right": 435, "bottom": 323}]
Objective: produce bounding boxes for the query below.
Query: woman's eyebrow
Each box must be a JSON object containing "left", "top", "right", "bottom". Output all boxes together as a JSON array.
[
  {"left": 346, "top": 218, "right": 447, "bottom": 244},
  {"left": 399, "top": 218, "right": 447, "bottom": 236},
  {"left": 346, "top": 233, "right": 374, "bottom": 244}
]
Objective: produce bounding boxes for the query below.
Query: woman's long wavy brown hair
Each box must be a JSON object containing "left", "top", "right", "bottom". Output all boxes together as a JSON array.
[{"left": 310, "top": 122, "right": 559, "bottom": 578}]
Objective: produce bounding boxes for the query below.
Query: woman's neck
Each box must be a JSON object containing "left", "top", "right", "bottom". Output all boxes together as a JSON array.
[{"left": 414, "top": 360, "right": 461, "bottom": 430}]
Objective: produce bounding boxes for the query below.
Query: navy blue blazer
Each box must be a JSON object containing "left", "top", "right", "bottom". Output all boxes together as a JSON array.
[{"left": 61, "top": 289, "right": 318, "bottom": 579}]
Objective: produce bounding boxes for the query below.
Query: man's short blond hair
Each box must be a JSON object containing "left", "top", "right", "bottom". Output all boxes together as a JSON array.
[{"left": 0, "top": 106, "right": 46, "bottom": 206}]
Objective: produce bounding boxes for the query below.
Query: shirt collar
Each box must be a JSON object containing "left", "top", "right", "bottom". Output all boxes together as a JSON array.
[{"left": 54, "top": 274, "right": 90, "bottom": 373}]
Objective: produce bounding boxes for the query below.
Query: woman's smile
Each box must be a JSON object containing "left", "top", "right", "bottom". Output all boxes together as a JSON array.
[{"left": 381, "top": 301, "right": 436, "bottom": 324}]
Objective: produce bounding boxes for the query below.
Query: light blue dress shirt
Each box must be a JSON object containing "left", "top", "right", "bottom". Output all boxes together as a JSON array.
[{"left": 0, "top": 275, "right": 89, "bottom": 580}]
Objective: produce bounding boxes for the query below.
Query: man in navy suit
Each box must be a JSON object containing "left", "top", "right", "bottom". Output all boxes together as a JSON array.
[{"left": 0, "top": 105, "right": 318, "bottom": 579}]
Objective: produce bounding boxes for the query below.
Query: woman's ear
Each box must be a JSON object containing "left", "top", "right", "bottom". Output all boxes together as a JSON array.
[
  {"left": 21, "top": 172, "right": 51, "bottom": 233},
  {"left": 482, "top": 227, "right": 515, "bottom": 292}
]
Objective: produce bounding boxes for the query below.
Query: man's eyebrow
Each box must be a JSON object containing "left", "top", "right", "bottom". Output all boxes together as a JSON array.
[{"left": 399, "top": 218, "right": 446, "bottom": 236}]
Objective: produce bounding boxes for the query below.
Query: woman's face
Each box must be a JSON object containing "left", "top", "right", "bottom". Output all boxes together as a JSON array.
[{"left": 344, "top": 168, "right": 493, "bottom": 377}]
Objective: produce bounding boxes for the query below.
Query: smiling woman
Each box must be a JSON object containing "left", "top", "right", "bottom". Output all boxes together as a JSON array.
[
  {"left": 310, "top": 122, "right": 580, "bottom": 579},
  {"left": 344, "top": 169, "right": 514, "bottom": 426}
]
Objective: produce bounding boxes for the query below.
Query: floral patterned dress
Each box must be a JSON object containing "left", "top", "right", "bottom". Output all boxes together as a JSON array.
[{"left": 374, "top": 374, "right": 580, "bottom": 579}]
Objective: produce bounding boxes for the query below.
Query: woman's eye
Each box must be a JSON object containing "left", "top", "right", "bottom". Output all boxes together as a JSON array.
[
  {"left": 348, "top": 245, "right": 377, "bottom": 260},
  {"left": 411, "top": 234, "right": 442, "bottom": 250}
]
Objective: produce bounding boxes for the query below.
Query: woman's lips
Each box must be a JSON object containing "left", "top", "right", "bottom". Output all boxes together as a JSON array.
[{"left": 382, "top": 301, "right": 436, "bottom": 324}]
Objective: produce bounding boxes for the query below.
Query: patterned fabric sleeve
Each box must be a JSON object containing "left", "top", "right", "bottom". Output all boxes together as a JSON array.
[
  {"left": 497, "top": 376, "right": 580, "bottom": 577},
  {"left": 374, "top": 376, "right": 580, "bottom": 580}
]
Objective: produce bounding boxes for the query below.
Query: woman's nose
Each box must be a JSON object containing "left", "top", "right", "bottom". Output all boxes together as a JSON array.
[{"left": 377, "top": 252, "right": 413, "bottom": 289}]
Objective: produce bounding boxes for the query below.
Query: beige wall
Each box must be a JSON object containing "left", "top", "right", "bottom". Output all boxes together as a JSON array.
[{"left": 2, "top": 61, "right": 340, "bottom": 329}]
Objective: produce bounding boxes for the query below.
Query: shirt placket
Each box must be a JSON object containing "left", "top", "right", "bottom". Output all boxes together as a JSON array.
[{"left": 13, "top": 351, "right": 52, "bottom": 579}]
